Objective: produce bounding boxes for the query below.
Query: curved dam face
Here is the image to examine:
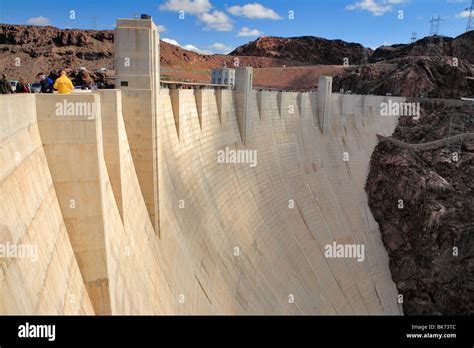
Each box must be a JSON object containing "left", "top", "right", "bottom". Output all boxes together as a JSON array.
[
  {"left": 157, "top": 88, "right": 403, "bottom": 314},
  {"left": 0, "top": 18, "right": 406, "bottom": 315},
  {"left": 0, "top": 89, "right": 403, "bottom": 315}
]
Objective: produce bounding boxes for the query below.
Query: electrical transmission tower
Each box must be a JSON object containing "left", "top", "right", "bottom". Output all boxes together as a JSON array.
[
  {"left": 410, "top": 32, "right": 417, "bottom": 43},
  {"left": 466, "top": 0, "right": 473, "bottom": 32},
  {"left": 429, "top": 15, "right": 443, "bottom": 36},
  {"left": 91, "top": 17, "right": 98, "bottom": 29}
]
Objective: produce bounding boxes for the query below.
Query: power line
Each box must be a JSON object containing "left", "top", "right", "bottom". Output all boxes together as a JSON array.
[
  {"left": 429, "top": 15, "right": 443, "bottom": 36},
  {"left": 91, "top": 17, "right": 98, "bottom": 29},
  {"left": 466, "top": 0, "right": 474, "bottom": 32}
]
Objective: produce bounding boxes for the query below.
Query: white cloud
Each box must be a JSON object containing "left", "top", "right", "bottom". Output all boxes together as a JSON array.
[
  {"left": 345, "top": 0, "right": 408, "bottom": 16},
  {"left": 198, "top": 10, "right": 233, "bottom": 31},
  {"left": 209, "top": 42, "right": 233, "bottom": 53},
  {"left": 162, "top": 38, "right": 180, "bottom": 45},
  {"left": 183, "top": 44, "right": 212, "bottom": 54},
  {"left": 159, "top": 0, "right": 212, "bottom": 15},
  {"left": 162, "top": 37, "right": 212, "bottom": 54},
  {"left": 157, "top": 25, "right": 167, "bottom": 32},
  {"left": 160, "top": 0, "right": 233, "bottom": 31},
  {"left": 26, "top": 16, "right": 50, "bottom": 25},
  {"left": 456, "top": 10, "right": 471, "bottom": 18},
  {"left": 237, "top": 27, "right": 263, "bottom": 37},
  {"left": 227, "top": 3, "right": 282, "bottom": 19},
  {"left": 346, "top": 0, "right": 391, "bottom": 16}
]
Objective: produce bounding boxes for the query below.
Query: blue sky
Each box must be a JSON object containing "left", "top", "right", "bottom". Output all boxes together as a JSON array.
[{"left": 0, "top": 0, "right": 472, "bottom": 53}]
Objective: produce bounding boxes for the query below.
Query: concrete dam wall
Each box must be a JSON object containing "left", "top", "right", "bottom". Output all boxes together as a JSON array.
[
  {"left": 0, "top": 18, "right": 406, "bottom": 315},
  {"left": 0, "top": 95, "right": 94, "bottom": 314}
]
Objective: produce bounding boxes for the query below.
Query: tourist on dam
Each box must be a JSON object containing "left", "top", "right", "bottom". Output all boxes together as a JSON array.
[
  {"left": 15, "top": 78, "right": 31, "bottom": 93},
  {"left": 79, "top": 70, "right": 97, "bottom": 90},
  {"left": 53, "top": 70, "right": 74, "bottom": 94},
  {"left": 0, "top": 74, "right": 11, "bottom": 94},
  {"left": 37, "top": 73, "right": 54, "bottom": 93}
]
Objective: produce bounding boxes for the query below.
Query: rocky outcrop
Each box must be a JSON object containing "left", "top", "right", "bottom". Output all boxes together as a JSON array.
[
  {"left": 333, "top": 56, "right": 474, "bottom": 98},
  {"left": 366, "top": 101, "right": 474, "bottom": 315},
  {"left": 334, "top": 31, "right": 474, "bottom": 98},
  {"left": 0, "top": 24, "right": 111, "bottom": 49},
  {"left": 370, "top": 31, "right": 474, "bottom": 64},
  {"left": 229, "top": 36, "right": 372, "bottom": 65},
  {"left": 0, "top": 24, "right": 114, "bottom": 82}
]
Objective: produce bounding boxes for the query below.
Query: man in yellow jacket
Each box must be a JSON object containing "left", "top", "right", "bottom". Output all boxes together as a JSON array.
[{"left": 53, "top": 70, "right": 74, "bottom": 94}]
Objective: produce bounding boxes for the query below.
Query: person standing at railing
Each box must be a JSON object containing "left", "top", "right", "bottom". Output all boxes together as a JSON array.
[
  {"left": 15, "top": 78, "right": 31, "bottom": 93},
  {"left": 53, "top": 70, "right": 74, "bottom": 94},
  {"left": 37, "top": 73, "right": 54, "bottom": 93},
  {"left": 0, "top": 74, "right": 11, "bottom": 94}
]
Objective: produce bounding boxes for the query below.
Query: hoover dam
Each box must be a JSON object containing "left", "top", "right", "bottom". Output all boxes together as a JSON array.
[{"left": 0, "top": 18, "right": 407, "bottom": 315}]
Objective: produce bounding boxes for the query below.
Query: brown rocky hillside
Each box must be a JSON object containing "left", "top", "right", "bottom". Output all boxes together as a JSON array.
[
  {"left": 230, "top": 35, "right": 372, "bottom": 65},
  {"left": 366, "top": 101, "right": 474, "bottom": 315},
  {"left": 334, "top": 32, "right": 474, "bottom": 98},
  {"left": 370, "top": 31, "right": 474, "bottom": 64},
  {"left": 333, "top": 56, "right": 474, "bottom": 98},
  {"left": 0, "top": 23, "right": 341, "bottom": 88}
]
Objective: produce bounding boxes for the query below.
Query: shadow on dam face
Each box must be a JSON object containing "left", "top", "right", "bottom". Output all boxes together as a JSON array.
[{"left": 0, "top": 17, "right": 407, "bottom": 315}]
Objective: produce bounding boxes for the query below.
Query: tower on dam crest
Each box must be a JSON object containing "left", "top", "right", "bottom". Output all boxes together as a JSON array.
[{"left": 115, "top": 18, "right": 161, "bottom": 232}]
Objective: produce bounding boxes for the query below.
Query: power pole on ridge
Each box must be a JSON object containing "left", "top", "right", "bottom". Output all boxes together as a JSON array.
[
  {"left": 429, "top": 15, "right": 443, "bottom": 36},
  {"left": 466, "top": 0, "right": 474, "bottom": 32}
]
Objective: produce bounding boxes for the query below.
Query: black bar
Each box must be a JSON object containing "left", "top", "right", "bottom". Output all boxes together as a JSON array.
[{"left": 0, "top": 316, "right": 472, "bottom": 346}]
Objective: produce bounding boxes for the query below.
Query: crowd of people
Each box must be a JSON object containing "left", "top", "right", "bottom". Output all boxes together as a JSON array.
[{"left": 0, "top": 68, "right": 99, "bottom": 95}]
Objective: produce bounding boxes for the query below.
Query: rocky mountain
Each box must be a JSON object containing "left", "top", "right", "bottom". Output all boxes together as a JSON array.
[
  {"left": 366, "top": 101, "right": 474, "bottom": 315},
  {"left": 370, "top": 31, "right": 474, "bottom": 64},
  {"left": 0, "top": 24, "right": 313, "bottom": 85},
  {"left": 333, "top": 56, "right": 474, "bottom": 98},
  {"left": 334, "top": 31, "right": 474, "bottom": 98},
  {"left": 0, "top": 24, "right": 114, "bottom": 83},
  {"left": 229, "top": 35, "right": 372, "bottom": 65}
]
